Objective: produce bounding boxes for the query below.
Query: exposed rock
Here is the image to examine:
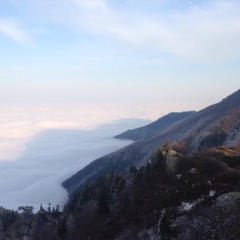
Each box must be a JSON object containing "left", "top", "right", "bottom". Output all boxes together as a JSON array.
[
  {"left": 163, "top": 150, "right": 179, "bottom": 173},
  {"left": 215, "top": 191, "right": 240, "bottom": 209}
]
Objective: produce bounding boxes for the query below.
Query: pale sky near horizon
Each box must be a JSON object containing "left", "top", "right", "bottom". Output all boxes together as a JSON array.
[{"left": 0, "top": 0, "right": 239, "bottom": 108}]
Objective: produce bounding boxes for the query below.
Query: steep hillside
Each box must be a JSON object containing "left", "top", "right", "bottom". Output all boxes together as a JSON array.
[
  {"left": 63, "top": 89, "right": 240, "bottom": 195},
  {"left": 63, "top": 146, "right": 240, "bottom": 239},
  {"left": 114, "top": 111, "right": 195, "bottom": 141},
  {"left": 2, "top": 146, "right": 240, "bottom": 239}
]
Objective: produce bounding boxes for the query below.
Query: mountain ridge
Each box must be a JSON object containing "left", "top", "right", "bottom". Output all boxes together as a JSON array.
[
  {"left": 63, "top": 89, "right": 240, "bottom": 196},
  {"left": 114, "top": 111, "right": 195, "bottom": 141}
]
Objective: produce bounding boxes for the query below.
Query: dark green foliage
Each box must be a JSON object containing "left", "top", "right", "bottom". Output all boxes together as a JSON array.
[
  {"left": 18, "top": 206, "right": 34, "bottom": 216},
  {"left": 0, "top": 210, "right": 18, "bottom": 232},
  {"left": 57, "top": 217, "right": 67, "bottom": 238},
  {"left": 200, "top": 130, "right": 227, "bottom": 149},
  {"left": 1, "top": 144, "right": 240, "bottom": 239},
  {"left": 177, "top": 152, "right": 228, "bottom": 177},
  {"left": 98, "top": 186, "right": 111, "bottom": 214},
  {"left": 61, "top": 146, "right": 240, "bottom": 239}
]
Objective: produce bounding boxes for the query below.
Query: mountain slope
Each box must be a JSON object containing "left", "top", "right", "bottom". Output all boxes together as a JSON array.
[
  {"left": 63, "top": 147, "right": 240, "bottom": 240},
  {"left": 63, "top": 89, "right": 240, "bottom": 196},
  {"left": 114, "top": 111, "right": 195, "bottom": 141},
  {"left": 3, "top": 147, "right": 240, "bottom": 240}
]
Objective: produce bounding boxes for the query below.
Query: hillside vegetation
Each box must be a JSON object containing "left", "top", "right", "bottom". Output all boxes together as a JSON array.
[
  {"left": 63, "top": 144, "right": 240, "bottom": 240},
  {"left": 1, "top": 143, "right": 240, "bottom": 239},
  {"left": 114, "top": 111, "right": 195, "bottom": 141}
]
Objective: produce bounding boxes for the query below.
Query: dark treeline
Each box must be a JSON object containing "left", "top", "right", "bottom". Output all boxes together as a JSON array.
[{"left": 1, "top": 144, "right": 240, "bottom": 239}]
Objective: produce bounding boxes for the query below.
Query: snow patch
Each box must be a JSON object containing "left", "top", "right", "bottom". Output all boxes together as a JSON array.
[
  {"left": 190, "top": 168, "right": 197, "bottom": 174},
  {"left": 209, "top": 190, "right": 216, "bottom": 197},
  {"left": 180, "top": 202, "right": 194, "bottom": 211},
  {"left": 179, "top": 200, "right": 201, "bottom": 212}
]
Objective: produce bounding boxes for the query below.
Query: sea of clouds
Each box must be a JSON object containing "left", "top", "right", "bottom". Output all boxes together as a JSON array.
[
  {"left": 0, "top": 102, "right": 196, "bottom": 212},
  {"left": 0, "top": 103, "right": 157, "bottom": 212}
]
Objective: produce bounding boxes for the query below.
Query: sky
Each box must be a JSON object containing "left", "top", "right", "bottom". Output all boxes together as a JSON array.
[{"left": 0, "top": 0, "right": 239, "bottom": 107}]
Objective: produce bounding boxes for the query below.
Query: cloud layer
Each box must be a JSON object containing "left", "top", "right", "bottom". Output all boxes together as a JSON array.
[
  {"left": 0, "top": 102, "right": 200, "bottom": 211},
  {"left": 10, "top": 0, "right": 240, "bottom": 60},
  {"left": 0, "top": 103, "right": 156, "bottom": 211}
]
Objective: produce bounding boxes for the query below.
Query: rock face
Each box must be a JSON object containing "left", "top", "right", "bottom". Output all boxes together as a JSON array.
[
  {"left": 215, "top": 192, "right": 240, "bottom": 209},
  {"left": 63, "top": 89, "right": 240, "bottom": 196},
  {"left": 114, "top": 111, "right": 195, "bottom": 141},
  {"left": 163, "top": 150, "right": 179, "bottom": 173}
]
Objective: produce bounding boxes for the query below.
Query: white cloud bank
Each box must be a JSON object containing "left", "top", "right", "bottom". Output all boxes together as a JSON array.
[
  {"left": 0, "top": 102, "right": 198, "bottom": 211},
  {"left": 0, "top": 103, "right": 158, "bottom": 211}
]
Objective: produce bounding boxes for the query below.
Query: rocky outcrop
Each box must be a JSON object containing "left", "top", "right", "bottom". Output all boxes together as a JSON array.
[
  {"left": 215, "top": 192, "right": 240, "bottom": 209},
  {"left": 163, "top": 150, "right": 180, "bottom": 173}
]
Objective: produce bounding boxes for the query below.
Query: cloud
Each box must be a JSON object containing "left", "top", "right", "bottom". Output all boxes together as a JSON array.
[
  {"left": 15, "top": 0, "right": 240, "bottom": 60},
  {"left": 156, "top": 1, "right": 240, "bottom": 60},
  {"left": 94, "top": 0, "right": 240, "bottom": 61},
  {"left": 0, "top": 18, "right": 31, "bottom": 45},
  {"left": 0, "top": 102, "right": 198, "bottom": 211},
  {"left": 0, "top": 103, "right": 152, "bottom": 211}
]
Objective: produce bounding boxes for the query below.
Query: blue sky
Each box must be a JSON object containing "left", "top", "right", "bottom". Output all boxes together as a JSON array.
[{"left": 0, "top": 0, "right": 240, "bottom": 108}]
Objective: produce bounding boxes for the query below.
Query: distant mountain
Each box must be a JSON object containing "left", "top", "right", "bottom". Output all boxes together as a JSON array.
[
  {"left": 63, "top": 89, "right": 240, "bottom": 196},
  {"left": 114, "top": 111, "right": 195, "bottom": 141}
]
